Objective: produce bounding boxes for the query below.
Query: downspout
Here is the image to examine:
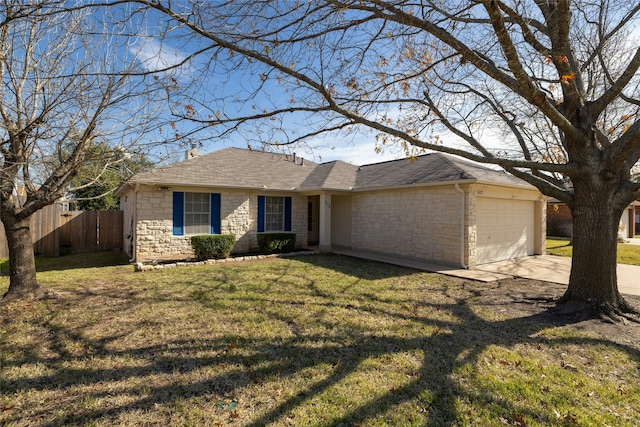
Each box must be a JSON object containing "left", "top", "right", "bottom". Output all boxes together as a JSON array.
[
  {"left": 455, "top": 183, "right": 468, "bottom": 269},
  {"left": 128, "top": 183, "right": 139, "bottom": 263}
]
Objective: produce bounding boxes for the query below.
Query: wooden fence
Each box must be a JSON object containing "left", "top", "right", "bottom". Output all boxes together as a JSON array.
[{"left": 0, "top": 204, "right": 123, "bottom": 258}]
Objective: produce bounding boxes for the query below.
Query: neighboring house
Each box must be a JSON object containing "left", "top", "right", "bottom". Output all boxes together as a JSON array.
[
  {"left": 116, "top": 147, "right": 546, "bottom": 268},
  {"left": 546, "top": 201, "right": 573, "bottom": 237},
  {"left": 547, "top": 199, "right": 640, "bottom": 239}
]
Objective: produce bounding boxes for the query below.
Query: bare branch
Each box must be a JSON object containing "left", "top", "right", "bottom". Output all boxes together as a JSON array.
[
  {"left": 126, "top": 0, "right": 639, "bottom": 208},
  {"left": 592, "top": 48, "right": 640, "bottom": 115}
]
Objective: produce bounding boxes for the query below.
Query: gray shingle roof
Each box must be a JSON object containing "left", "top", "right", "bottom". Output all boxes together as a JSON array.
[
  {"left": 353, "top": 153, "right": 529, "bottom": 190},
  {"left": 123, "top": 147, "right": 532, "bottom": 192},
  {"left": 299, "top": 161, "right": 359, "bottom": 190},
  {"left": 127, "top": 148, "right": 318, "bottom": 191}
]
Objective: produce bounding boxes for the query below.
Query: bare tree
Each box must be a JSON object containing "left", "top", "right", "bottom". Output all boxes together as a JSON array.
[
  {"left": 132, "top": 0, "right": 640, "bottom": 319},
  {"left": 0, "top": 1, "right": 179, "bottom": 301}
]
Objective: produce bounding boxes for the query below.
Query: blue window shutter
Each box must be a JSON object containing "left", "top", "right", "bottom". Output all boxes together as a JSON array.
[
  {"left": 210, "top": 193, "right": 221, "bottom": 234},
  {"left": 173, "top": 192, "right": 184, "bottom": 236},
  {"left": 257, "top": 195, "right": 265, "bottom": 232},
  {"left": 258, "top": 196, "right": 267, "bottom": 233},
  {"left": 284, "top": 197, "right": 292, "bottom": 231}
]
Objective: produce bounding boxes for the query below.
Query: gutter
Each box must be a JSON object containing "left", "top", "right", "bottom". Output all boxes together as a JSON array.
[
  {"left": 128, "top": 181, "right": 302, "bottom": 193},
  {"left": 455, "top": 183, "right": 468, "bottom": 269},
  {"left": 125, "top": 176, "right": 536, "bottom": 194}
]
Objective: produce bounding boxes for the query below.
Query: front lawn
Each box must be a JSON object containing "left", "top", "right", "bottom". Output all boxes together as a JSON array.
[
  {"left": 547, "top": 239, "right": 640, "bottom": 266},
  {"left": 1, "top": 253, "right": 639, "bottom": 426}
]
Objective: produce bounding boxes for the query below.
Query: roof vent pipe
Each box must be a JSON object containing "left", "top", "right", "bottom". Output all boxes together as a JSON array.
[{"left": 293, "top": 152, "right": 296, "bottom": 164}]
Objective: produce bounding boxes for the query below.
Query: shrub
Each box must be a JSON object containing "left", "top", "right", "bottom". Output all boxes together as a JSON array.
[
  {"left": 190, "top": 234, "right": 236, "bottom": 260},
  {"left": 257, "top": 233, "right": 296, "bottom": 254}
]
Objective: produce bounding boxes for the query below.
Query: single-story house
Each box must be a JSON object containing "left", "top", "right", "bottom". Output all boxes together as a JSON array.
[{"left": 116, "top": 147, "right": 546, "bottom": 269}]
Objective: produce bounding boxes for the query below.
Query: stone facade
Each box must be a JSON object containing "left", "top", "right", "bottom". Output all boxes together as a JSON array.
[
  {"left": 134, "top": 187, "right": 188, "bottom": 260},
  {"left": 342, "top": 183, "right": 544, "bottom": 269},
  {"left": 121, "top": 181, "right": 544, "bottom": 267},
  {"left": 465, "top": 188, "right": 477, "bottom": 268},
  {"left": 124, "top": 185, "right": 308, "bottom": 261},
  {"left": 221, "top": 190, "right": 253, "bottom": 253},
  {"left": 351, "top": 186, "right": 465, "bottom": 266}
]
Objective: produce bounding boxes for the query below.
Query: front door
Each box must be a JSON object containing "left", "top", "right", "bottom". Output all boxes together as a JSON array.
[{"left": 307, "top": 196, "right": 319, "bottom": 245}]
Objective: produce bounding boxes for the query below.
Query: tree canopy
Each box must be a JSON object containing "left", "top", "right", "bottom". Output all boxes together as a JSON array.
[
  {"left": 134, "top": 1, "right": 640, "bottom": 187},
  {"left": 69, "top": 142, "right": 154, "bottom": 211},
  {"left": 0, "top": 1, "right": 181, "bottom": 300},
  {"left": 133, "top": 0, "right": 640, "bottom": 318}
]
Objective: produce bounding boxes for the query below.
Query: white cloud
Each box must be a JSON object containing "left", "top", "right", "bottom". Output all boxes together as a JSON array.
[
  {"left": 312, "top": 140, "right": 404, "bottom": 165},
  {"left": 292, "top": 128, "right": 406, "bottom": 166},
  {"left": 130, "top": 37, "right": 190, "bottom": 76}
]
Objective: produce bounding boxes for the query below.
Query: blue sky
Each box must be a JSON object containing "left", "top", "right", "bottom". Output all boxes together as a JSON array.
[
  {"left": 126, "top": 6, "right": 514, "bottom": 168},
  {"left": 127, "top": 13, "right": 418, "bottom": 167},
  {"left": 117, "top": 2, "right": 640, "bottom": 169}
]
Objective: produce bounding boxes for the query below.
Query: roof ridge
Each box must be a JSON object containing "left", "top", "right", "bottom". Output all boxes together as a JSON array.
[
  {"left": 316, "top": 161, "right": 345, "bottom": 188},
  {"left": 356, "top": 151, "right": 469, "bottom": 169},
  {"left": 356, "top": 153, "right": 424, "bottom": 169},
  {"left": 435, "top": 152, "right": 473, "bottom": 179},
  {"left": 441, "top": 153, "right": 512, "bottom": 177},
  {"left": 318, "top": 161, "right": 338, "bottom": 188}
]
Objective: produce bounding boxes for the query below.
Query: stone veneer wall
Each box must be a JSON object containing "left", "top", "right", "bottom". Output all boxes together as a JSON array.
[
  {"left": 134, "top": 187, "right": 184, "bottom": 260},
  {"left": 133, "top": 186, "right": 308, "bottom": 261},
  {"left": 465, "top": 188, "right": 477, "bottom": 268},
  {"left": 351, "top": 186, "right": 465, "bottom": 266}
]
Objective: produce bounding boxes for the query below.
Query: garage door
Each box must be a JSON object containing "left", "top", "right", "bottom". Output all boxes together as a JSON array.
[{"left": 476, "top": 198, "right": 535, "bottom": 265}]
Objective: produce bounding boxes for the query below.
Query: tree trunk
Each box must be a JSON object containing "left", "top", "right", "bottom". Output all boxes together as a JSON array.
[
  {"left": 560, "top": 184, "right": 631, "bottom": 315},
  {"left": 1, "top": 214, "right": 44, "bottom": 301}
]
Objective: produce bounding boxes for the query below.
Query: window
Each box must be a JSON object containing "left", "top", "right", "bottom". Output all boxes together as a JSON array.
[
  {"left": 265, "top": 196, "right": 284, "bottom": 232},
  {"left": 257, "top": 195, "right": 292, "bottom": 232},
  {"left": 185, "top": 192, "right": 210, "bottom": 235},
  {"left": 173, "top": 192, "right": 221, "bottom": 236}
]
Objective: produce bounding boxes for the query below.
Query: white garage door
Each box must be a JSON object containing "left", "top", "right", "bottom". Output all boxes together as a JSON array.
[{"left": 476, "top": 198, "right": 535, "bottom": 265}]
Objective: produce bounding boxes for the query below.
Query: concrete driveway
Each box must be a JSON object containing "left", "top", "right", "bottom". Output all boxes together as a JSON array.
[
  {"left": 332, "top": 248, "right": 640, "bottom": 297},
  {"left": 476, "top": 255, "right": 640, "bottom": 297}
]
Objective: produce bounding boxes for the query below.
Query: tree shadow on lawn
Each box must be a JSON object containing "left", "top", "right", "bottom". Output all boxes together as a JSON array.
[
  {"left": 292, "top": 252, "right": 422, "bottom": 281},
  {"left": 0, "top": 251, "right": 129, "bottom": 275},
  {"left": 241, "top": 280, "right": 640, "bottom": 426},
  {"left": 2, "top": 262, "right": 640, "bottom": 426}
]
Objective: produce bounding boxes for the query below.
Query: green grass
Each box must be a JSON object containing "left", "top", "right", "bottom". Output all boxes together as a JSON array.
[
  {"left": 1, "top": 253, "right": 639, "bottom": 426},
  {"left": 547, "top": 239, "right": 640, "bottom": 266}
]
